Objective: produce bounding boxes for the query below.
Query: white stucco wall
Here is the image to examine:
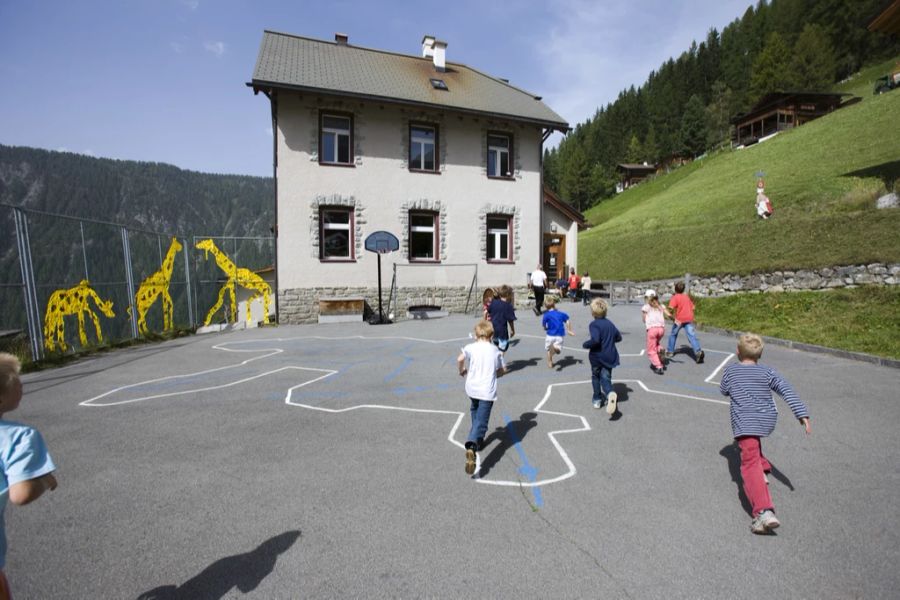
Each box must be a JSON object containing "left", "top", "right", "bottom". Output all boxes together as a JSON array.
[{"left": 275, "top": 94, "right": 544, "bottom": 292}]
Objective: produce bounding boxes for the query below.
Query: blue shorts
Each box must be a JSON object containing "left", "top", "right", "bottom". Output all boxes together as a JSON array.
[{"left": 492, "top": 335, "right": 509, "bottom": 352}]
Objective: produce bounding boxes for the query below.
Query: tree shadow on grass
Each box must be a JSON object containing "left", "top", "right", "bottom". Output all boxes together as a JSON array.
[
  {"left": 136, "top": 530, "right": 300, "bottom": 600},
  {"left": 843, "top": 160, "right": 900, "bottom": 191}
]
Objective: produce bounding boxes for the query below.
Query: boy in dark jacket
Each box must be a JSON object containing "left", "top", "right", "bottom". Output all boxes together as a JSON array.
[{"left": 582, "top": 298, "right": 622, "bottom": 415}]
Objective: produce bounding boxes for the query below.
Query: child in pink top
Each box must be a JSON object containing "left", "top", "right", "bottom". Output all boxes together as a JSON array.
[{"left": 642, "top": 290, "right": 671, "bottom": 374}]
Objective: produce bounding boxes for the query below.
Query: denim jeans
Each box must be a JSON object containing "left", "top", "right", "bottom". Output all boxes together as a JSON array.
[
  {"left": 467, "top": 398, "right": 495, "bottom": 446},
  {"left": 667, "top": 321, "right": 702, "bottom": 353},
  {"left": 590, "top": 363, "right": 613, "bottom": 404}
]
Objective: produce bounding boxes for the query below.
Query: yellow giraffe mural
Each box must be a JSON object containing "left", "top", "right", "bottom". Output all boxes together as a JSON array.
[
  {"left": 43, "top": 280, "right": 116, "bottom": 352},
  {"left": 195, "top": 239, "right": 272, "bottom": 326},
  {"left": 130, "top": 237, "right": 183, "bottom": 335}
]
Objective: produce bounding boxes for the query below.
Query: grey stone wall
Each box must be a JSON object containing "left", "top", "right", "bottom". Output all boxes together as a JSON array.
[
  {"left": 278, "top": 285, "right": 532, "bottom": 324},
  {"left": 618, "top": 263, "right": 900, "bottom": 302}
]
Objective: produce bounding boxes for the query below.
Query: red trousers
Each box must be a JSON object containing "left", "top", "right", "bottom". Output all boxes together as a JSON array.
[
  {"left": 646, "top": 326, "right": 665, "bottom": 368},
  {"left": 738, "top": 436, "right": 773, "bottom": 516}
]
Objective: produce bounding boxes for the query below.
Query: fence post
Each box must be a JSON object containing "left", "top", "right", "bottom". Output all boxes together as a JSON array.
[
  {"left": 13, "top": 209, "right": 43, "bottom": 361},
  {"left": 122, "top": 228, "right": 138, "bottom": 339},
  {"left": 685, "top": 273, "right": 692, "bottom": 293}
]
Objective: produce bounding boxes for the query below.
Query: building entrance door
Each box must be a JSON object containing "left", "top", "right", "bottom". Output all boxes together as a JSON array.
[{"left": 543, "top": 233, "right": 566, "bottom": 281}]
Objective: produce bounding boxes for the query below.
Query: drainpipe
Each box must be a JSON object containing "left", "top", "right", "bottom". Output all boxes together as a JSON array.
[
  {"left": 540, "top": 128, "right": 553, "bottom": 274},
  {"left": 260, "top": 87, "right": 279, "bottom": 324}
]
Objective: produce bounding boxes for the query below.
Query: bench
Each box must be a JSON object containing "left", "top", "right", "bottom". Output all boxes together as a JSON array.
[{"left": 318, "top": 297, "right": 365, "bottom": 323}]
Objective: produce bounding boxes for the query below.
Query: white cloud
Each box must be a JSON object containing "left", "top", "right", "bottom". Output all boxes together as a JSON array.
[
  {"left": 204, "top": 41, "right": 226, "bottom": 58},
  {"left": 170, "top": 41, "right": 185, "bottom": 54},
  {"left": 83, "top": 149, "right": 95, "bottom": 156},
  {"left": 55, "top": 146, "right": 69, "bottom": 153},
  {"left": 182, "top": 0, "right": 200, "bottom": 10},
  {"left": 265, "top": 126, "right": 273, "bottom": 137}
]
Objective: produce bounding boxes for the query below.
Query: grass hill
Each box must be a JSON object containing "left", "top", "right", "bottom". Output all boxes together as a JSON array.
[{"left": 580, "top": 57, "right": 900, "bottom": 281}]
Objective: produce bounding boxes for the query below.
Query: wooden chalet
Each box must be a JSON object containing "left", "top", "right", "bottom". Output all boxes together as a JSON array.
[
  {"left": 868, "top": 0, "right": 900, "bottom": 35},
  {"left": 616, "top": 163, "right": 657, "bottom": 192},
  {"left": 731, "top": 92, "right": 847, "bottom": 146}
]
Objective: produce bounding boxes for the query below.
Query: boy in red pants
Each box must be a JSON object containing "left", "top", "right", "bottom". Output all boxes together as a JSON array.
[{"left": 719, "top": 334, "right": 811, "bottom": 534}]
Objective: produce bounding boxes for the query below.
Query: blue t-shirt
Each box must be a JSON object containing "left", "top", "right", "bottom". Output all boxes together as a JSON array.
[
  {"left": 542, "top": 309, "right": 569, "bottom": 337},
  {"left": 487, "top": 298, "right": 516, "bottom": 339},
  {"left": 0, "top": 420, "right": 56, "bottom": 569}
]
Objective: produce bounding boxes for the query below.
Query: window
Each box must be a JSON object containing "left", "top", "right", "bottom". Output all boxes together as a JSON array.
[
  {"left": 409, "top": 124, "right": 438, "bottom": 172},
  {"left": 320, "top": 113, "right": 353, "bottom": 165},
  {"left": 320, "top": 207, "right": 354, "bottom": 260},
  {"left": 430, "top": 78, "right": 448, "bottom": 90},
  {"left": 487, "top": 133, "right": 513, "bottom": 178},
  {"left": 486, "top": 215, "right": 512, "bottom": 262},
  {"left": 408, "top": 211, "right": 438, "bottom": 261}
]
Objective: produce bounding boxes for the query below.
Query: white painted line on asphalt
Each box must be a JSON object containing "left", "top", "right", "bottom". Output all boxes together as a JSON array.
[{"left": 705, "top": 353, "right": 735, "bottom": 385}]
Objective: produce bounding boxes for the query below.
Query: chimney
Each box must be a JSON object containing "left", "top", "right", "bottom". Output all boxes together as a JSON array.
[
  {"left": 432, "top": 40, "right": 447, "bottom": 72},
  {"left": 421, "top": 35, "right": 435, "bottom": 58},
  {"left": 335, "top": 32, "right": 348, "bottom": 45}
]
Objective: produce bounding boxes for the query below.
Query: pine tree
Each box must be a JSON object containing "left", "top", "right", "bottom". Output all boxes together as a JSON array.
[
  {"left": 705, "top": 81, "right": 734, "bottom": 150},
  {"left": 790, "top": 23, "right": 836, "bottom": 91},
  {"left": 560, "top": 145, "right": 592, "bottom": 212},
  {"left": 643, "top": 125, "right": 659, "bottom": 164},
  {"left": 625, "top": 134, "right": 643, "bottom": 163},
  {"left": 750, "top": 31, "right": 793, "bottom": 101},
  {"left": 679, "top": 94, "right": 708, "bottom": 158}
]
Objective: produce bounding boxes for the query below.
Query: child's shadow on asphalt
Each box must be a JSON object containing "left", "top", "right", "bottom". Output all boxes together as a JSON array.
[
  {"left": 477, "top": 412, "right": 538, "bottom": 477},
  {"left": 719, "top": 442, "right": 795, "bottom": 517},
  {"left": 554, "top": 355, "right": 583, "bottom": 371},
  {"left": 505, "top": 357, "right": 540, "bottom": 372}
]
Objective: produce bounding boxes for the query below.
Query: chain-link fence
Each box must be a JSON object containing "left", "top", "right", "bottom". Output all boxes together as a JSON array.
[{"left": 0, "top": 203, "right": 273, "bottom": 362}]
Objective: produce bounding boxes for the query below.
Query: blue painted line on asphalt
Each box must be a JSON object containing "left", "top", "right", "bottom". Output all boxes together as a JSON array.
[
  {"left": 502, "top": 413, "right": 543, "bottom": 508},
  {"left": 384, "top": 356, "right": 413, "bottom": 383}
]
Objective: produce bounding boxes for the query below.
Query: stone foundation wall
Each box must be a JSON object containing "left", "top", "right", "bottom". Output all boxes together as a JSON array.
[
  {"left": 617, "top": 263, "right": 900, "bottom": 302},
  {"left": 278, "top": 285, "right": 532, "bottom": 324}
]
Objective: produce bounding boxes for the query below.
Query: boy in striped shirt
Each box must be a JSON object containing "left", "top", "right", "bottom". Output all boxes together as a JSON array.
[{"left": 720, "top": 333, "right": 811, "bottom": 534}]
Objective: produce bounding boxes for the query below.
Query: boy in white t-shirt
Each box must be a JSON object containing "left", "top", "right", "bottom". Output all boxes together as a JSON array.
[{"left": 457, "top": 320, "right": 508, "bottom": 475}]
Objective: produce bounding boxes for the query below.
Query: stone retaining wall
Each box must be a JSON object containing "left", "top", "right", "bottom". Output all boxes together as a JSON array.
[{"left": 618, "top": 263, "right": 900, "bottom": 302}]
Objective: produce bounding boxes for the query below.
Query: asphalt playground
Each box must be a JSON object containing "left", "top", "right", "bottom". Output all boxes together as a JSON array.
[{"left": 7, "top": 301, "right": 900, "bottom": 599}]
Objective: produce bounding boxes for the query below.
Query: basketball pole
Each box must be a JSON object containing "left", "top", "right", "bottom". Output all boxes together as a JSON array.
[{"left": 377, "top": 251, "right": 384, "bottom": 323}]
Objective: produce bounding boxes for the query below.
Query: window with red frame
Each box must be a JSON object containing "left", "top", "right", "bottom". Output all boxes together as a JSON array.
[
  {"left": 320, "top": 207, "right": 354, "bottom": 260},
  {"left": 486, "top": 215, "right": 512, "bottom": 262},
  {"left": 408, "top": 211, "right": 438, "bottom": 261}
]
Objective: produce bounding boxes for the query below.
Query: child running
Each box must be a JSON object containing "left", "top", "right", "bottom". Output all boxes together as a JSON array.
[
  {"left": 582, "top": 298, "right": 622, "bottom": 415},
  {"left": 665, "top": 281, "right": 705, "bottom": 364},
  {"left": 457, "top": 320, "right": 508, "bottom": 475},
  {"left": 719, "top": 334, "right": 811, "bottom": 534},
  {"left": 0, "top": 353, "right": 58, "bottom": 597},
  {"left": 642, "top": 289, "right": 671, "bottom": 375},
  {"left": 481, "top": 287, "right": 496, "bottom": 321},
  {"left": 487, "top": 285, "right": 516, "bottom": 353},
  {"left": 542, "top": 297, "right": 575, "bottom": 368}
]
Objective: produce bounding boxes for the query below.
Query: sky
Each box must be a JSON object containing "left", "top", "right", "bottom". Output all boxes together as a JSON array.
[{"left": 0, "top": 0, "right": 755, "bottom": 177}]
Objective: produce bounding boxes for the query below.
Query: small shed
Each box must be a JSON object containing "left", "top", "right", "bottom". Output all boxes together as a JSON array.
[
  {"left": 542, "top": 186, "right": 586, "bottom": 281},
  {"left": 731, "top": 92, "right": 847, "bottom": 146},
  {"left": 616, "top": 163, "right": 657, "bottom": 192}
]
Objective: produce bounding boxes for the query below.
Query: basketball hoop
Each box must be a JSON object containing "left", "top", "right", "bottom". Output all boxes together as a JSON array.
[{"left": 365, "top": 231, "right": 400, "bottom": 324}]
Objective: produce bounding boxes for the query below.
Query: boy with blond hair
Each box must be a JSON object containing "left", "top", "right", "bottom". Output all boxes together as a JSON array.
[
  {"left": 719, "top": 334, "right": 810, "bottom": 534},
  {"left": 582, "top": 298, "right": 622, "bottom": 414},
  {"left": 542, "top": 296, "right": 575, "bottom": 368},
  {"left": 458, "top": 321, "right": 508, "bottom": 475},
  {"left": 0, "top": 353, "right": 58, "bottom": 596}
]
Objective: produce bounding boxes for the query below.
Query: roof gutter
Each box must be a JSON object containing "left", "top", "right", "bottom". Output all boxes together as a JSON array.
[{"left": 247, "top": 81, "right": 570, "bottom": 134}]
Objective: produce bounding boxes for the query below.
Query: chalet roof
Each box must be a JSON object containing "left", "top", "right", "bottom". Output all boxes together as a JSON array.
[
  {"left": 250, "top": 31, "right": 569, "bottom": 131},
  {"left": 731, "top": 91, "right": 848, "bottom": 124},
  {"left": 616, "top": 163, "right": 657, "bottom": 172},
  {"left": 543, "top": 186, "right": 586, "bottom": 228},
  {"left": 868, "top": 0, "right": 900, "bottom": 34}
]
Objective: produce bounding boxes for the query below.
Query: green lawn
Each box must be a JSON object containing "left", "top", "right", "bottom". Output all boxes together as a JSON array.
[
  {"left": 581, "top": 60, "right": 900, "bottom": 281},
  {"left": 696, "top": 286, "right": 900, "bottom": 360}
]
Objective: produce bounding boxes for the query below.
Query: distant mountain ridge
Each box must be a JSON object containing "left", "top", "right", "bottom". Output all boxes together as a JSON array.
[{"left": 0, "top": 144, "right": 274, "bottom": 236}]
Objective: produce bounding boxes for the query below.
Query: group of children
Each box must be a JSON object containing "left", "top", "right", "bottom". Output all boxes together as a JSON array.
[{"left": 466, "top": 280, "right": 811, "bottom": 535}]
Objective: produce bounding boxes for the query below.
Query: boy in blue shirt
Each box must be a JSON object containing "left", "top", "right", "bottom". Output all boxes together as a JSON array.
[
  {"left": 541, "top": 297, "right": 575, "bottom": 368},
  {"left": 487, "top": 285, "right": 516, "bottom": 353},
  {"left": 0, "top": 353, "right": 58, "bottom": 597},
  {"left": 582, "top": 298, "right": 622, "bottom": 415}
]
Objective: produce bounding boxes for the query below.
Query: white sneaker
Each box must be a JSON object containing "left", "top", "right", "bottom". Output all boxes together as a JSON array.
[
  {"left": 606, "top": 391, "right": 618, "bottom": 415},
  {"left": 750, "top": 510, "right": 780, "bottom": 534},
  {"left": 592, "top": 400, "right": 602, "bottom": 409}
]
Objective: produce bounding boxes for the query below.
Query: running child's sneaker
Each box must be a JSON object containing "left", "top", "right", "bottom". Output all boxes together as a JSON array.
[
  {"left": 750, "top": 510, "right": 780, "bottom": 534},
  {"left": 695, "top": 350, "right": 705, "bottom": 364},
  {"left": 606, "top": 391, "right": 618, "bottom": 415},
  {"left": 465, "top": 447, "right": 476, "bottom": 475},
  {"left": 592, "top": 399, "right": 602, "bottom": 410},
  {"left": 650, "top": 365, "right": 665, "bottom": 375},
  {"left": 664, "top": 350, "right": 674, "bottom": 359}
]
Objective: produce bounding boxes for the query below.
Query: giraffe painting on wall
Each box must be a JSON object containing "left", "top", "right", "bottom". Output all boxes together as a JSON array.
[
  {"left": 43, "top": 280, "right": 116, "bottom": 352},
  {"left": 195, "top": 239, "right": 272, "bottom": 326},
  {"left": 130, "top": 237, "right": 183, "bottom": 335}
]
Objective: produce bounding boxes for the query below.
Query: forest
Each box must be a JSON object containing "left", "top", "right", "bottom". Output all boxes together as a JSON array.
[{"left": 543, "top": 0, "right": 900, "bottom": 211}]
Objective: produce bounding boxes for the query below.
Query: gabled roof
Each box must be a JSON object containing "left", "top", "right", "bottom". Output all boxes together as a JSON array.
[
  {"left": 250, "top": 31, "right": 569, "bottom": 131},
  {"left": 868, "top": 0, "right": 900, "bottom": 34},
  {"left": 543, "top": 186, "right": 586, "bottom": 229},
  {"left": 616, "top": 163, "right": 657, "bottom": 172}
]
